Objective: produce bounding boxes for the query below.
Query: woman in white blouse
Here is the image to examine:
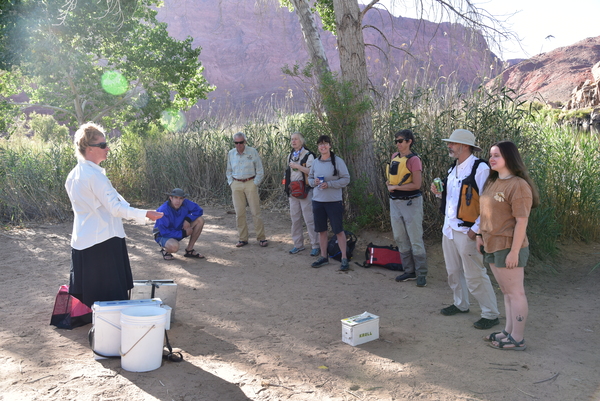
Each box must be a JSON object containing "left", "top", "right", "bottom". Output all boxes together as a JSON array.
[{"left": 65, "top": 122, "right": 163, "bottom": 307}]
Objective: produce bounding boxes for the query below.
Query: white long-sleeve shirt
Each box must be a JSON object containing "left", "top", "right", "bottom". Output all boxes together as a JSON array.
[{"left": 65, "top": 160, "right": 146, "bottom": 250}]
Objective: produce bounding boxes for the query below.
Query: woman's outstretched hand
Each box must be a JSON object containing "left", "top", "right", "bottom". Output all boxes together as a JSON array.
[{"left": 146, "top": 211, "right": 164, "bottom": 221}]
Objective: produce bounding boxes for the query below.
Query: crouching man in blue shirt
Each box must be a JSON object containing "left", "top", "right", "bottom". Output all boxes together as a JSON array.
[{"left": 153, "top": 188, "right": 205, "bottom": 260}]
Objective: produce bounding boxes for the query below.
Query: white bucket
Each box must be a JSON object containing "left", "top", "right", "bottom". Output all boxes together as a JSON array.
[
  {"left": 120, "top": 306, "right": 167, "bottom": 372},
  {"left": 91, "top": 299, "right": 162, "bottom": 359}
]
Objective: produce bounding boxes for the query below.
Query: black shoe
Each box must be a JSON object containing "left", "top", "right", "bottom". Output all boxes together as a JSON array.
[
  {"left": 440, "top": 305, "right": 470, "bottom": 316},
  {"left": 395, "top": 272, "right": 416, "bottom": 282},
  {"left": 416, "top": 275, "right": 427, "bottom": 287},
  {"left": 311, "top": 256, "right": 329, "bottom": 268},
  {"left": 473, "top": 317, "right": 500, "bottom": 330}
]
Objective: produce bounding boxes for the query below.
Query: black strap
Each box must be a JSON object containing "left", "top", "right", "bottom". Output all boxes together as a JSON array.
[
  {"left": 300, "top": 149, "right": 314, "bottom": 189},
  {"left": 163, "top": 330, "right": 183, "bottom": 362},
  {"left": 88, "top": 326, "right": 120, "bottom": 359},
  {"left": 284, "top": 151, "right": 293, "bottom": 196}
]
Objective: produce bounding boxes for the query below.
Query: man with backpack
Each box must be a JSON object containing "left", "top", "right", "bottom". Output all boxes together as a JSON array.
[
  {"left": 432, "top": 129, "right": 500, "bottom": 330},
  {"left": 284, "top": 132, "right": 320, "bottom": 256}
]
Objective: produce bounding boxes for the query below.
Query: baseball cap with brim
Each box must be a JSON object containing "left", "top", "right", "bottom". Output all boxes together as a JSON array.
[
  {"left": 166, "top": 188, "right": 189, "bottom": 197},
  {"left": 442, "top": 129, "right": 482, "bottom": 152}
]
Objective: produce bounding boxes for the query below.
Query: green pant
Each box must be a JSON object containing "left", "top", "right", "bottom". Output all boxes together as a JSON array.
[{"left": 390, "top": 196, "right": 427, "bottom": 276}]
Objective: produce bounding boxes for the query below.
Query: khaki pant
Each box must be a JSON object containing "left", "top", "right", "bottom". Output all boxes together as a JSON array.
[
  {"left": 442, "top": 230, "right": 499, "bottom": 319},
  {"left": 289, "top": 190, "right": 318, "bottom": 249},
  {"left": 231, "top": 180, "right": 266, "bottom": 242}
]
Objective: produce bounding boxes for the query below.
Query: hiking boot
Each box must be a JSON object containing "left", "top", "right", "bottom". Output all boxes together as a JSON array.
[
  {"left": 473, "top": 317, "right": 500, "bottom": 330},
  {"left": 289, "top": 246, "right": 305, "bottom": 254},
  {"left": 416, "top": 275, "right": 427, "bottom": 287},
  {"left": 395, "top": 272, "right": 416, "bottom": 282},
  {"left": 340, "top": 258, "right": 349, "bottom": 271},
  {"left": 441, "top": 305, "right": 470, "bottom": 316},
  {"left": 311, "top": 256, "right": 329, "bottom": 268},
  {"left": 310, "top": 248, "right": 320, "bottom": 257}
]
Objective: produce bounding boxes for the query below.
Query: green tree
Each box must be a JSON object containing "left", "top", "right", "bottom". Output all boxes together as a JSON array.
[
  {"left": 0, "top": 0, "right": 22, "bottom": 134},
  {"left": 29, "top": 113, "right": 70, "bottom": 143},
  {"left": 281, "top": 0, "right": 378, "bottom": 219},
  {"left": 0, "top": 68, "right": 20, "bottom": 135},
  {"left": 281, "top": 0, "right": 512, "bottom": 217},
  {"left": 1, "top": 0, "right": 213, "bottom": 130}
]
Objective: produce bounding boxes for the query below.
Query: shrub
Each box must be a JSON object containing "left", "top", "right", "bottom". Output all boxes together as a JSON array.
[{"left": 2, "top": 85, "right": 599, "bottom": 266}]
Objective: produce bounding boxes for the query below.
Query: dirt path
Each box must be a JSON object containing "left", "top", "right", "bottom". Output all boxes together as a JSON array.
[{"left": 1, "top": 206, "right": 599, "bottom": 400}]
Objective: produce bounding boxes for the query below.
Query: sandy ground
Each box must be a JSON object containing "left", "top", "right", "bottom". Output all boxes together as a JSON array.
[{"left": 1, "top": 205, "right": 599, "bottom": 401}]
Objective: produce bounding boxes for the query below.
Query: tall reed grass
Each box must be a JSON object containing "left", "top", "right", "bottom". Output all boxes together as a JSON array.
[
  {"left": 0, "top": 137, "right": 73, "bottom": 222},
  {"left": 2, "top": 86, "right": 599, "bottom": 262}
]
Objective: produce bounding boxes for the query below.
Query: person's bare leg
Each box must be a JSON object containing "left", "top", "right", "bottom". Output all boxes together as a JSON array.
[
  {"left": 162, "top": 238, "right": 179, "bottom": 259},
  {"left": 163, "top": 238, "right": 180, "bottom": 254},
  {"left": 491, "top": 265, "right": 527, "bottom": 347},
  {"left": 319, "top": 231, "right": 328, "bottom": 258},
  {"left": 186, "top": 216, "right": 205, "bottom": 252},
  {"left": 487, "top": 263, "right": 510, "bottom": 341},
  {"left": 336, "top": 230, "right": 347, "bottom": 260}
]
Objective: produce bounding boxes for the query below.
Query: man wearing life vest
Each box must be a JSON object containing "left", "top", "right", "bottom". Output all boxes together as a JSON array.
[
  {"left": 387, "top": 129, "right": 427, "bottom": 287},
  {"left": 431, "top": 129, "right": 500, "bottom": 330}
]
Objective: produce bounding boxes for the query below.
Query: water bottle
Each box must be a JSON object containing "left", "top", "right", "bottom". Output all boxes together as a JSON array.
[{"left": 433, "top": 177, "right": 443, "bottom": 198}]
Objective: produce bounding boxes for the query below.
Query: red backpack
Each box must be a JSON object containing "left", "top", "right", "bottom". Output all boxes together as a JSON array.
[
  {"left": 361, "top": 243, "right": 403, "bottom": 271},
  {"left": 50, "top": 285, "right": 92, "bottom": 329}
]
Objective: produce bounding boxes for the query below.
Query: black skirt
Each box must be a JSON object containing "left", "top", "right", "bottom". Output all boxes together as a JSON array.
[{"left": 69, "top": 237, "right": 133, "bottom": 307}]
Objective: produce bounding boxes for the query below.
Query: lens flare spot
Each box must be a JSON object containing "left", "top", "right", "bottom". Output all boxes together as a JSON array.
[
  {"left": 160, "top": 109, "right": 186, "bottom": 132},
  {"left": 101, "top": 71, "right": 128, "bottom": 96}
]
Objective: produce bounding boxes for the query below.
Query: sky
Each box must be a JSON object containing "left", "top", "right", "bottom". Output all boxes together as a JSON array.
[{"left": 359, "top": 0, "right": 600, "bottom": 60}]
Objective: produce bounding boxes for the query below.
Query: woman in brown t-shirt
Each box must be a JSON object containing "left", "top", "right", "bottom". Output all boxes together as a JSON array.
[{"left": 476, "top": 141, "right": 539, "bottom": 351}]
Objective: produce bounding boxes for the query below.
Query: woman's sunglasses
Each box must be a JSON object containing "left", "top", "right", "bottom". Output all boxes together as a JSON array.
[
  {"left": 395, "top": 138, "right": 406, "bottom": 144},
  {"left": 89, "top": 142, "right": 108, "bottom": 149}
]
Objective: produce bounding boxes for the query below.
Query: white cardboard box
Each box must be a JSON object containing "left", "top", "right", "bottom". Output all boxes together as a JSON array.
[
  {"left": 341, "top": 312, "right": 380, "bottom": 346},
  {"left": 130, "top": 279, "right": 177, "bottom": 322}
]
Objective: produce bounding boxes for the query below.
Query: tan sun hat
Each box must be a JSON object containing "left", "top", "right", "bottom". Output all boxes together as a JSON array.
[{"left": 441, "top": 129, "right": 482, "bottom": 152}]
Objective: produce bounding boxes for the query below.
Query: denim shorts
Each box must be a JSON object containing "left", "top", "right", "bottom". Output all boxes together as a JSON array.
[
  {"left": 155, "top": 236, "right": 179, "bottom": 248},
  {"left": 312, "top": 200, "right": 344, "bottom": 233},
  {"left": 484, "top": 246, "right": 529, "bottom": 268}
]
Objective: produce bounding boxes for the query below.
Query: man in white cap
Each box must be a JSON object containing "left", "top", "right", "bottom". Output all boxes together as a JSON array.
[{"left": 431, "top": 129, "right": 500, "bottom": 330}]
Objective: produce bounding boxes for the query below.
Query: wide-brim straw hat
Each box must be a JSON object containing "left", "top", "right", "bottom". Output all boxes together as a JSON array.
[
  {"left": 165, "top": 188, "right": 189, "bottom": 197},
  {"left": 441, "top": 129, "right": 482, "bottom": 152}
]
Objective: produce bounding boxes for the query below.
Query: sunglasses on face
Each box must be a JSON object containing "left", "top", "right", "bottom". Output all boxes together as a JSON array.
[
  {"left": 395, "top": 138, "right": 407, "bottom": 144},
  {"left": 234, "top": 141, "right": 245, "bottom": 145},
  {"left": 89, "top": 142, "right": 108, "bottom": 149}
]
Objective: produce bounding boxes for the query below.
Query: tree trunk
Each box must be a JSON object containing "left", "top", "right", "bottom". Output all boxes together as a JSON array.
[
  {"left": 332, "top": 0, "right": 379, "bottom": 199},
  {"left": 289, "top": 0, "right": 331, "bottom": 83}
]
